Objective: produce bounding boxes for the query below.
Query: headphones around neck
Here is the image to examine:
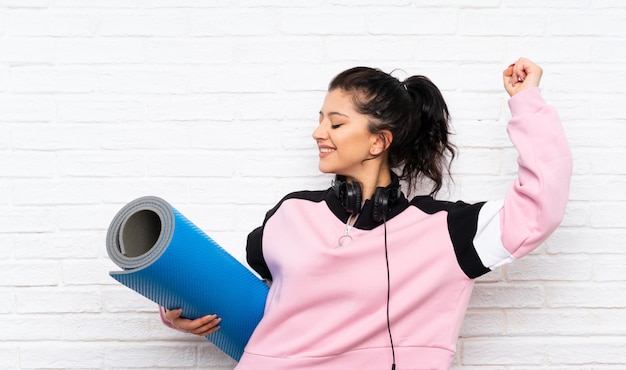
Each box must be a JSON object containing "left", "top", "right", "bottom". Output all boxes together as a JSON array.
[{"left": 332, "top": 175, "right": 401, "bottom": 223}]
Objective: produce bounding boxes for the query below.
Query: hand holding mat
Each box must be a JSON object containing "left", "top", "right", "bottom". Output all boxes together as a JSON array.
[{"left": 106, "top": 196, "right": 269, "bottom": 361}]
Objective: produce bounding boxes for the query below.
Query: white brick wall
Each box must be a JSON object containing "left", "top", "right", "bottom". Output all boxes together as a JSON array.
[{"left": 0, "top": 1, "right": 624, "bottom": 368}]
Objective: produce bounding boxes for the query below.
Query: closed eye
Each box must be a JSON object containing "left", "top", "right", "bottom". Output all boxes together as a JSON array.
[{"left": 331, "top": 123, "right": 344, "bottom": 129}]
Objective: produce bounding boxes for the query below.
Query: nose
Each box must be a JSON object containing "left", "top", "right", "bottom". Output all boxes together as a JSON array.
[{"left": 312, "top": 122, "right": 327, "bottom": 142}]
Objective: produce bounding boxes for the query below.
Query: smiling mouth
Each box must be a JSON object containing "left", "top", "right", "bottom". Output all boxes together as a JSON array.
[{"left": 319, "top": 147, "right": 336, "bottom": 153}]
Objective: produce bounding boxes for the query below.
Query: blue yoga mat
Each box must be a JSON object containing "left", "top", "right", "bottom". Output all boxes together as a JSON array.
[{"left": 106, "top": 196, "right": 269, "bottom": 361}]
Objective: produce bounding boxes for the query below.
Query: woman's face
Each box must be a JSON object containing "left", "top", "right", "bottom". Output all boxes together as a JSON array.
[{"left": 312, "top": 88, "right": 378, "bottom": 179}]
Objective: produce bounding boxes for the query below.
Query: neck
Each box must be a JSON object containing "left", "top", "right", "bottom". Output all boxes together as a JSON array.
[{"left": 346, "top": 166, "right": 393, "bottom": 201}]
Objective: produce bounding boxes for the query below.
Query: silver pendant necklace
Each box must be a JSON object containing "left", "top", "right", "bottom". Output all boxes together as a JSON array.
[{"left": 336, "top": 213, "right": 357, "bottom": 248}]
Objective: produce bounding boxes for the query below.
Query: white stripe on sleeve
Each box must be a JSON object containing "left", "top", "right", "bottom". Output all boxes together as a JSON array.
[{"left": 474, "top": 199, "right": 517, "bottom": 269}]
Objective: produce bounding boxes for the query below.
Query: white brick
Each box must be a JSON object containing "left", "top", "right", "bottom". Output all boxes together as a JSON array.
[
  {"left": 458, "top": 64, "right": 503, "bottom": 92},
  {"left": 147, "top": 96, "right": 236, "bottom": 121},
  {"left": 0, "top": 64, "right": 8, "bottom": 91},
  {"left": 100, "top": 10, "right": 187, "bottom": 36},
  {"left": 57, "top": 152, "right": 146, "bottom": 177},
  {"left": 0, "top": 289, "right": 13, "bottom": 313},
  {"left": 0, "top": 261, "right": 59, "bottom": 286},
  {"left": 0, "top": 37, "right": 55, "bottom": 63},
  {"left": 52, "top": 0, "right": 229, "bottom": 7},
  {"left": 547, "top": 285, "right": 626, "bottom": 308},
  {"left": 570, "top": 175, "right": 626, "bottom": 201},
  {"left": 19, "top": 342, "right": 104, "bottom": 368},
  {"left": 241, "top": 151, "right": 319, "bottom": 178},
  {"left": 56, "top": 97, "right": 145, "bottom": 123},
  {"left": 331, "top": 0, "right": 411, "bottom": 5},
  {"left": 417, "top": 36, "right": 505, "bottom": 62},
  {"left": 548, "top": 10, "right": 626, "bottom": 36},
  {"left": 57, "top": 204, "right": 120, "bottom": 231},
  {"left": 12, "top": 179, "right": 101, "bottom": 205},
  {"left": 236, "top": 39, "right": 325, "bottom": 64},
  {"left": 0, "top": 180, "right": 9, "bottom": 204},
  {"left": 469, "top": 285, "right": 544, "bottom": 308},
  {"left": 0, "top": 345, "right": 17, "bottom": 368},
  {"left": 0, "top": 95, "right": 54, "bottom": 122},
  {"left": 15, "top": 287, "right": 102, "bottom": 313},
  {"left": 593, "top": 98, "right": 626, "bottom": 120},
  {"left": 55, "top": 37, "right": 144, "bottom": 64},
  {"left": 104, "top": 343, "right": 197, "bottom": 367},
  {"left": 0, "top": 151, "right": 55, "bottom": 177},
  {"left": 0, "top": 0, "right": 48, "bottom": 7},
  {"left": 0, "top": 235, "right": 11, "bottom": 259},
  {"left": 11, "top": 124, "right": 98, "bottom": 150},
  {"left": 9, "top": 66, "right": 96, "bottom": 93},
  {"left": 236, "top": 93, "right": 290, "bottom": 120},
  {"left": 14, "top": 231, "right": 102, "bottom": 259},
  {"left": 507, "top": 309, "right": 626, "bottom": 336},
  {"left": 505, "top": 255, "right": 593, "bottom": 282},
  {"left": 98, "top": 68, "right": 188, "bottom": 94},
  {"left": 452, "top": 149, "right": 502, "bottom": 175},
  {"left": 369, "top": 10, "right": 458, "bottom": 35},
  {"left": 550, "top": 67, "right": 626, "bottom": 94},
  {"left": 103, "top": 286, "right": 161, "bottom": 313},
  {"left": 62, "top": 313, "right": 162, "bottom": 341},
  {"left": 0, "top": 314, "right": 62, "bottom": 340},
  {"left": 461, "top": 9, "right": 546, "bottom": 36},
  {"left": 459, "top": 310, "right": 505, "bottom": 336},
  {"left": 504, "top": 0, "right": 587, "bottom": 7},
  {"left": 190, "top": 177, "right": 279, "bottom": 205},
  {"left": 506, "top": 37, "right": 593, "bottom": 63},
  {"left": 190, "top": 121, "right": 282, "bottom": 150},
  {"left": 545, "top": 337, "right": 626, "bottom": 365},
  {"left": 189, "top": 9, "right": 276, "bottom": 36},
  {"left": 454, "top": 120, "right": 511, "bottom": 148},
  {"left": 7, "top": 9, "right": 97, "bottom": 36},
  {"left": 146, "top": 151, "right": 237, "bottom": 177},
  {"left": 101, "top": 179, "right": 189, "bottom": 204},
  {"left": 589, "top": 202, "right": 626, "bottom": 228},
  {"left": 197, "top": 341, "right": 238, "bottom": 367},
  {"left": 325, "top": 37, "right": 416, "bottom": 63},
  {"left": 461, "top": 337, "right": 544, "bottom": 365},
  {"left": 593, "top": 38, "right": 626, "bottom": 63},
  {"left": 593, "top": 255, "right": 626, "bottom": 282},
  {"left": 100, "top": 124, "right": 189, "bottom": 150},
  {"left": 144, "top": 38, "right": 235, "bottom": 64},
  {"left": 564, "top": 121, "right": 626, "bottom": 148},
  {"left": 445, "top": 91, "right": 502, "bottom": 120},
  {"left": 0, "top": 206, "right": 56, "bottom": 233},
  {"left": 62, "top": 258, "right": 119, "bottom": 286},
  {"left": 174, "top": 203, "right": 236, "bottom": 233},
  {"left": 281, "top": 9, "right": 366, "bottom": 35},
  {"left": 188, "top": 66, "right": 279, "bottom": 93},
  {"left": 454, "top": 175, "right": 513, "bottom": 203},
  {"left": 547, "top": 228, "right": 626, "bottom": 254}
]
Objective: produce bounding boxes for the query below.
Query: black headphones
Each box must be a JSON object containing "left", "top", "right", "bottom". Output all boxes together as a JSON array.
[{"left": 332, "top": 175, "right": 401, "bottom": 223}]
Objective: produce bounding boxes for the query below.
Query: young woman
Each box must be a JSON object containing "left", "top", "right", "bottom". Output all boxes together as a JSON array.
[{"left": 162, "top": 57, "right": 573, "bottom": 369}]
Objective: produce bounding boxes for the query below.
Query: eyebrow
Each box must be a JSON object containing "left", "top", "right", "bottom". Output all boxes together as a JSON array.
[{"left": 319, "top": 111, "right": 350, "bottom": 118}]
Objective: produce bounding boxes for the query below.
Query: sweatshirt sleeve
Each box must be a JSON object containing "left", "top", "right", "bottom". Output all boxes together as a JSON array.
[{"left": 473, "top": 87, "right": 573, "bottom": 269}]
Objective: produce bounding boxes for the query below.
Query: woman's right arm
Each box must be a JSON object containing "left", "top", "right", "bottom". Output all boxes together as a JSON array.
[{"left": 159, "top": 306, "right": 222, "bottom": 336}]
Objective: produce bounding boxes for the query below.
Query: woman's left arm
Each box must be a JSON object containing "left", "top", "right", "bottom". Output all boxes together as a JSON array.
[{"left": 498, "top": 57, "right": 573, "bottom": 260}]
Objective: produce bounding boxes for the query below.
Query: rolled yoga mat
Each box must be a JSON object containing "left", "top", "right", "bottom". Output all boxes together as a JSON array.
[{"left": 106, "top": 196, "right": 269, "bottom": 361}]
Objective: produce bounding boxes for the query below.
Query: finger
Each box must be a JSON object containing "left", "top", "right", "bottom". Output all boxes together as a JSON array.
[
  {"left": 190, "top": 317, "right": 222, "bottom": 336},
  {"left": 176, "top": 314, "right": 218, "bottom": 332},
  {"left": 164, "top": 308, "right": 183, "bottom": 322}
]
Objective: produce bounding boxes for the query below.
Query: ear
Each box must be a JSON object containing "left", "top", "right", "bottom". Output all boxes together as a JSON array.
[{"left": 370, "top": 130, "right": 393, "bottom": 155}]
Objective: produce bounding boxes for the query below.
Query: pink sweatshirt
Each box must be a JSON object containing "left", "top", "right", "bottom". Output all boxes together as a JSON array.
[{"left": 235, "top": 87, "right": 573, "bottom": 370}]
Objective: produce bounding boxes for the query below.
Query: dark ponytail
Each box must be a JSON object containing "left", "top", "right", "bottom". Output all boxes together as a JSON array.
[
  {"left": 400, "top": 75, "right": 456, "bottom": 195},
  {"left": 328, "top": 67, "right": 456, "bottom": 196}
]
